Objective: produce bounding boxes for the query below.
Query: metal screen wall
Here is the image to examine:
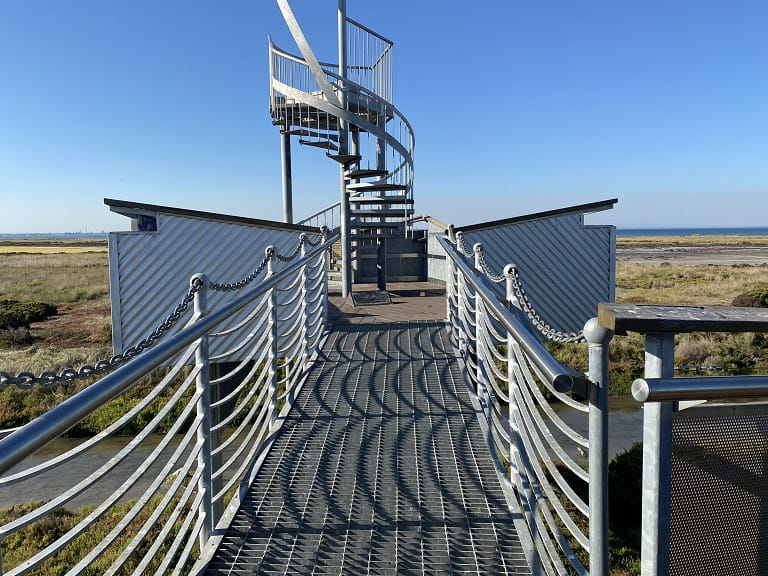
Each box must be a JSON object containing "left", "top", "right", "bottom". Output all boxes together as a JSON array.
[{"left": 670, "top": 404, "right": 768, "bottom": 576}]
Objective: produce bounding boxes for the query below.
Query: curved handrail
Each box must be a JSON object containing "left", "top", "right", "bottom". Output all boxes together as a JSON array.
[
  {"left": 0, "top": 233, "right": 340, "bottom": 476},
  {"left": 437, "top": 234, "right": 574, "bottom": 392},
  {"left": 269, "top": 40, "right": 414, "bottom": 193}
]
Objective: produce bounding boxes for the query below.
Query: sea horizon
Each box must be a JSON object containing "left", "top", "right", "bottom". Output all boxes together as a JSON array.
[{"left": 1, "top": 226, "right": 768, "bottom": 239}]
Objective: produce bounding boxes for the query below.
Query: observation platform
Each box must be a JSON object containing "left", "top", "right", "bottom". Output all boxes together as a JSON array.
[{"left": 204, "top": 315, "right": 533, "bottom": 574}]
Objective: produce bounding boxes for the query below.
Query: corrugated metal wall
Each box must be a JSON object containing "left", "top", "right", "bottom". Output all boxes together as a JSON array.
[
  {"left": 458, "top": 212, "right": 615, "bottom": 335},
  {"left": 109, "top": 210, "right": 312, "bottom": 360}
]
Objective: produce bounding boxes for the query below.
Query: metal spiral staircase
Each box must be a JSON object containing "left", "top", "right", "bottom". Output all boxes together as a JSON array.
[{"left": 269, "top": 0, "right": 416, "bottom": 296}]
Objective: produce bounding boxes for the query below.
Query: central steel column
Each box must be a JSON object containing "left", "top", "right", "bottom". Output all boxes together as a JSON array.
[
  {"left": 338, "top": 0, "right": 352, "bottom": 297},
  {"left": 281, "top": 132, "right": 293, "bottom": 224}
]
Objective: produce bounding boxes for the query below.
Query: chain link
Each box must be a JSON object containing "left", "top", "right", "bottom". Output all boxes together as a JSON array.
[
  {"left": 452, "top": 235, "right": 585, "bottom": 344},
  {"left": 0, "top": 277, "right": 203, "bottom": 389},
  {"left": 475, "top": 247, "right": 506, "bottom": 284},
  {"left": 1, "top": 233, "right": 324, "bottom": 388},
  {"left": 505, "top": 265, "right": 586, "bottom": 343}
]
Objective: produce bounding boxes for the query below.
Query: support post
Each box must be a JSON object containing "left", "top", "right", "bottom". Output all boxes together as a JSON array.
[
  {"left": 585, "top": 317, "right": 613, "bottom": 576},
  {"left": 193, "top": 273, "right": 214, "bottom": 548},
  {"left": 376, "top": 237, "right": 386, "bottom": 291},
  {"left": 300, "top": 235, "right": 310, "bottom": 368},
  {"left": 281, "top": 132, "right": 293, "bottom": 224},
  {"left": 266, "top": 247, "right": 278, "bottom": 429},
  {"left": 641, "top": 333, "right": 675, "bottom": 576},
  {"left": 337, "top": 0, "right": 352, "bottom": 298}
]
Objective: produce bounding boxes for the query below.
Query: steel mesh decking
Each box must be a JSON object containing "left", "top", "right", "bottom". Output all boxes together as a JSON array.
[{"left": 205, "top": 321, "right": 531, "bottom": 575}]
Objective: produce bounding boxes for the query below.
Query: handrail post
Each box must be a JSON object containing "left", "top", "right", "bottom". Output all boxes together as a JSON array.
[
  {"left": 446, "top": 247, "right": 456, "bottom": 331},
  {"left": 641, "top": 332, "right": 675, "bottom": 576},
  {"left": 584, "top": 317, "right": 613, "bottom": 576},
  {"left": 300, "top": 235, "right": 310, "bottom": 368},
  {"left": 321, "top": 227, "right": 329, "bottom": 328},
  {"left": 473, "top": 243, "right": 484, "bottom": 395},
  {"left": 266, "top": 247, "right": 279, "bottom": 429},
  {"left": 504, "top": 264, "right": 522, "bottom": 311},
  {"left": 193, "top": 273, "right": 214, "bottom": 548}
]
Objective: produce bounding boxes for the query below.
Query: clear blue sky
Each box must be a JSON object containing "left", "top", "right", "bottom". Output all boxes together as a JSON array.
[{"left": 2, "top": 0, "right": 766, "bottom": 233}]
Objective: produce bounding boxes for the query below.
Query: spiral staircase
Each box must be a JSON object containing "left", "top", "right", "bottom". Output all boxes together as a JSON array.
[{"left": 269, "top": 0, "right": 418, "bottom": 294}]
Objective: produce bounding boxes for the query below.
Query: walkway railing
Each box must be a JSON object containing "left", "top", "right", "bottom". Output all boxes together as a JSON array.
[
  {"left": 0, "top": 232, "right": 338, "bottom": 576},
  {"left": 438, "top": 234, "right": 611, "bottom": 576}
]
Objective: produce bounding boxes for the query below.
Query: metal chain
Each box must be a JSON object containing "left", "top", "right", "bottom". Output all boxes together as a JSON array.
[
  {"left": 1, "top": 233, "right": 325, "bottom": 388},
  {"left": 455, "top": 232, "right": 471, "bottom": 257},
  {"left": 451, "top": 234, "right": 585, "bottom": 343},
  {"left": 475, "top": 247, "right": 506, "bottom": 284},
  {"left": 506, "top": 265, "right": 586, "bottom": 343},
  {"left": 0, "top": 277, "right": 203, "bottom": 389}
]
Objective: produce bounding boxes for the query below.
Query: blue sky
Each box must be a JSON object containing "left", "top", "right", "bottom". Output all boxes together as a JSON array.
[{"left": 2, "top": 0, "right": 766, "bottom": 233}]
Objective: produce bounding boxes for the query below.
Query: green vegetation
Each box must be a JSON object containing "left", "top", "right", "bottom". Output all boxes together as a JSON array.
[
  {"left": 0, "top": 299, "right": 57, "bottom": 329},
  {"left": 0, "top": 495, "right": 196, "bottom": 575}
]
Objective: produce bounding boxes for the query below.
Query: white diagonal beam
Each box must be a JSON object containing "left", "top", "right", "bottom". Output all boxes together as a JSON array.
[{"left": 276, "top": 0, "right": 342, "bottom": 108}]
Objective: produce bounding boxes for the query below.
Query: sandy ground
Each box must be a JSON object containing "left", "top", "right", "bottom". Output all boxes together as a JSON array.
[{"left": 617, "top": 245, "right": 768, "bottom": 266}]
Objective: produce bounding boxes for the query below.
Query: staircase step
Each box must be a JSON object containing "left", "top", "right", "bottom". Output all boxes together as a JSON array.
[
  {"left": 285, "top": 129, "right": 340, "bottom": 142},
  {"left": 349, "top": 197, "right": 413, "bottom": 205},
  {"left": 350, "top": 209, "right": 414, "bottom": 217},
  {"left": 346, "top": 181, "right": 408, "bottom": 192},
  {"left": 344, "top": 169, "right": 389, "bottom": 180},
  {"left": 327, "top": 153, "right": 362, "bottom": 165},
  {"left": 351, "top": 221, "right": 403, "bottom": 228},
  {"left": 299, "top": 139, "right": 339, "bottom": 151}
]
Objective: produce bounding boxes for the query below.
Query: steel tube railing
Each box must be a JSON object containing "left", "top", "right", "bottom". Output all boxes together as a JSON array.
[
  {"left": 438, "top": 233, "right": 610, "bottom": 576},
  {"left": 0, "top": 232, "right": 338, "bottom": 575},
  {"left": 0, "top": 235, "right": 337, "bottom": 476},
  {"left": 632, "top": 374, "right": 768, "bottom": 402}
]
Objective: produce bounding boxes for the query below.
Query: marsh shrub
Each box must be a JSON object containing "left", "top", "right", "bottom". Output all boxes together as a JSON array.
[
  {"left": 732, "top": 288, "right": 768, "bottom": 308},
  {"left": 0, "top": 300, "right": 57, "bottom": 329}
]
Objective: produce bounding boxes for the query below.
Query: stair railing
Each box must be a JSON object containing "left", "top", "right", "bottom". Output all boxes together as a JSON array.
[
  {"left": 0, "top": 232, "right": 338, "bottom": 576},
  {"left": 438, "top": 233, "right": 610, "bottom": 576}
]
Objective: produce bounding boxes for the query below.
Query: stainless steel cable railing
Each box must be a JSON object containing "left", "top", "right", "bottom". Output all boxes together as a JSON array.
[{"left": 0, "top": 232, "right": 338, "bottom": 576}]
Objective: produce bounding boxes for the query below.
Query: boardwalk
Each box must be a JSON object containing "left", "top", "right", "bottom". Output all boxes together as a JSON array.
[{"left": 205, "top": 288, "right": 533, "bottom": 575}]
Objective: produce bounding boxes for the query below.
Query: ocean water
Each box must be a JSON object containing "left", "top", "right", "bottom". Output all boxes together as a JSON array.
[{"left": 618, "top": 227, "right": 768, "bottom": 237}]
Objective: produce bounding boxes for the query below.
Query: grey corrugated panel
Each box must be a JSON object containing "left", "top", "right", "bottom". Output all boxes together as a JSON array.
[
  {"left": 110, "top": 212, "right": 316, "bottom": 360},
  {"left": 461, "top": 212, "right": 615, "bottom": 335},
  {"left": 205, "top": 322, "right": 533, "bottom": 575}
]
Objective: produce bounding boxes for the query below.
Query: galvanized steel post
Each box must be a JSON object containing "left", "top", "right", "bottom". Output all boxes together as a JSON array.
[
  {"left": 641, "top": 333, "right": 675, "bottom": 576},
  {"left": 585, "top": 317, "right": 612, "bottom": 576},
  {"left": 321, "top": 227, "right": 329, "bottom": 328},
  {"left": 337, "top": 0, "right": 352, "bottom": 298},
  {"left": 473, "top": 243, "right": 484, "bottom": 393},
  {"left": 193, "top": 273, "right": 214, "bottom": 548},
  {"left": 266, "top": 247, "right": 279, "bottom": 429},
  {"left": 281, "top": 132, "right": 293, "bottom": 224},
  {"left": 504, "top": 264, "right": 522, "bottom": 311},
  {"left": 300, "top": 235, "right": 309, "bottom": 368}
]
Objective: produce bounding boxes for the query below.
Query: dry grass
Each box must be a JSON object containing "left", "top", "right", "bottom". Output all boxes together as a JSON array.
[
  {"left": 617, "top": 235, "right": 768, "bottom": 248},
  {"left": 0, "top": 246, "right": 107, "bottom": 254},
  {"left": 616, "top": 262, "right": 768, "bottom": 306},
  {"left": 0, "top": 252, "right": 109, "bottom": 305}
]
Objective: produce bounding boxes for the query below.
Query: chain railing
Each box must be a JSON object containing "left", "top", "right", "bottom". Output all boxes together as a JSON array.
[
  {"left": 0, "top": 231, "right": 338, "bottom": 576},
  {"left": 0, "top": 232, "right": 326, "bottom": 389},
  {"left": 454, "top": 231, "right": 586, "bottom": 343},
  {"left": 438, "top": 233, "right": 610, "bottom": 576}
]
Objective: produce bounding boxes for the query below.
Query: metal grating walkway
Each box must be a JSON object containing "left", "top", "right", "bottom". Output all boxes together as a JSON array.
[{"left": 205, "top": 321, "right": 532, "bottom": 575}]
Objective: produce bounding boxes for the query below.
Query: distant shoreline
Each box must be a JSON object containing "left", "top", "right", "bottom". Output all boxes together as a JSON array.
[{"left": 3, "top": 227, "right": 768, "bottom": 239}]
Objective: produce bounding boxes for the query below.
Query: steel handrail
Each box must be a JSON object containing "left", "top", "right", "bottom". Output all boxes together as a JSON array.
[
  {"left": 437, "top": 234, "right": 574, "bottom": 392},
  {"left": 0, "top": 233, "right": 339, "bottom": 477},
  {"left": 632, "top": 374, "right": 768, "bottom": 402}
]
